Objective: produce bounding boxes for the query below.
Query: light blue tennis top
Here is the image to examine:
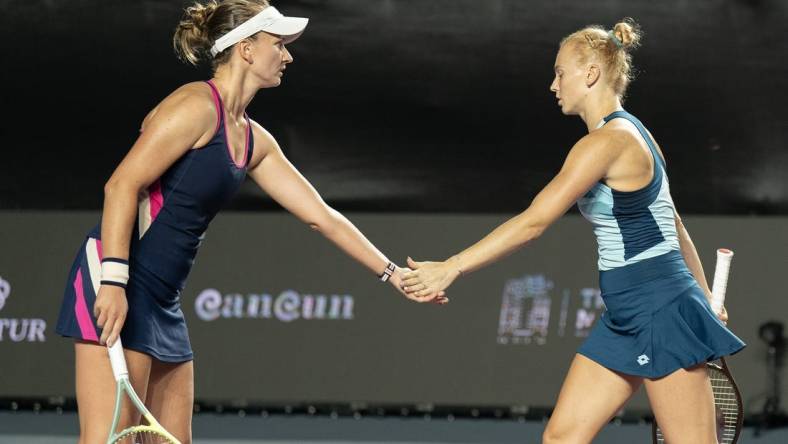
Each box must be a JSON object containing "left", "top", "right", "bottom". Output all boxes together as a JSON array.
[{"left": 577, "top": 110, "right": 680, "bottom": 271}]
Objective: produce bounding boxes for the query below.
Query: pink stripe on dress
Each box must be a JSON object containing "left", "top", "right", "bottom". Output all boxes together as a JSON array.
[
  {"left": 73, "top": 268, "right": 99, "bottom": 341},
  {"left": 149, "top": 180, "right": 163, "bottom": 221},
  {"left": 206, "top": 80, "right": 222, "bottom": 135}
]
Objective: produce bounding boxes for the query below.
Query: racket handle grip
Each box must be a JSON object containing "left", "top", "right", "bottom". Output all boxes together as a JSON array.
[
  {"left": 107, "top": 337, "right": 129, "bottom": 381},
  {"left": 710, "top": 248, "right": 734, "bottom": 314}
]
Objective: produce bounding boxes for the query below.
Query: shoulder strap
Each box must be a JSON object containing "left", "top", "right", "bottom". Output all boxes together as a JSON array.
[
  {"left": 205, "top": 80, "right": 224, "bottom": 135},
  {"left": 603, "top": 110, "right": 665, "bottom": 170},
  {"left": 242, "top": 113, "right": 253, "bottom": 168}
]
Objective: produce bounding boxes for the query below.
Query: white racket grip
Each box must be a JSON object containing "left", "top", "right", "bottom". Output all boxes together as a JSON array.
[
  {"left": 107, "top": 337, "right": 129, "bottom": 381},
  {"left": 710, "top": 248, "right": 734, "bottom": 315}
]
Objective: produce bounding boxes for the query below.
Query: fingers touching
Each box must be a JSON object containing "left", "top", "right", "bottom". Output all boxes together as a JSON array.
[{"left": 94, "top": 286, "right": 128, "bottom": 346}]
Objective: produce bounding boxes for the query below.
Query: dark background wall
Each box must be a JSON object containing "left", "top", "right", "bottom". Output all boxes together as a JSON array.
[{"left": 1, "top": 0, "right": 786, "bottom": 213}]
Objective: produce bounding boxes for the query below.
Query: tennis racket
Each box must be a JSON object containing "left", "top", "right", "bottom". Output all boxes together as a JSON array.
[
  {"left": 106, "top": 338, "right": 181, "bottom": 444},
  {"left": 652, "top": 248, "right": 744, "bottom": 444}
]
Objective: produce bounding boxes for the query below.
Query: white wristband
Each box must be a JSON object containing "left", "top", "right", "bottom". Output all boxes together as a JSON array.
[{"left": 101, "top": 258, "right": 129, "bottom": 288}]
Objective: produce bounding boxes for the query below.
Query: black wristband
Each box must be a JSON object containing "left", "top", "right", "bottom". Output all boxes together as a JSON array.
[
  {"left": 379, "top": 262, "right": 396, "bottom": 282},
  {"left": 101, "top": 257, "right": 129, "bottom": 265},
  {"left": 100, "top": 280, "right": 127, "bottom": 289}
]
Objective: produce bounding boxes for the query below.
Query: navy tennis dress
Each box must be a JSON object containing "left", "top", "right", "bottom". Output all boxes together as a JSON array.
[
  {"left": 576, "top": 110, "right": 745, "bottom": 378},
  {"left": 56, "top": 80, "right": 253, "bottom": 362}
]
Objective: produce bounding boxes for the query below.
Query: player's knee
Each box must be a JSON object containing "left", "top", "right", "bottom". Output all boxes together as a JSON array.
[
  {"left": 542, "top": 429, "right": 557, "bottom": 444},
  {"left": 542, "top": 425, "right": 563, "bottom": 444},
  {"left": 542, "top": 424, "right": 585, "bottom": 444},
  {"left": 78, "top": 429, "right": 110, "bottom": 444}
]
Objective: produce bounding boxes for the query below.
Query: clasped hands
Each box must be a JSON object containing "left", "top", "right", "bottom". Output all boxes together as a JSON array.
[{"left": 389, "top": 257, "right": 462, "bottom": 305}]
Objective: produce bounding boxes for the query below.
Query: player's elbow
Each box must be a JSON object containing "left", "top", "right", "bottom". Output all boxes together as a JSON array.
[
  {"left": 529, "top": 223, "right": 548, "bottom": 241},
  {"left": 674, "top": 216, "right": 685, "bottom": 231},
  {"left": 515, "top": 213, "right": 549, "bottom": 246},
  {"left": 103, "top": 176, "right": 141, "bottom": 200},
  {"left": 307, "top": 207, "right": 341, "bottom": 236},
  {"left": 520, "top": 223, "right": 547, "bottom": 246},
  {"left": 103, "top": 177, "right": 119, "bottom": 197}
]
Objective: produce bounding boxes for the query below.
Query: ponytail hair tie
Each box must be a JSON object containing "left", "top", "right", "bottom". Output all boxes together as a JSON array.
[{"left": 608, "top": 30, "right": 624, "bottom": 48}]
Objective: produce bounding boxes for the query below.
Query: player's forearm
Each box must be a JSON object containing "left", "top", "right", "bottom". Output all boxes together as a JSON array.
[
  {"left": 676, "top": 218, "right": 712, "bottom": 298},
  {"left": 100, "top": 181, "right": 139, "bottom": 260},
  {"left": 316, "top": 209, "right": 391, "bottom": 276},
  {"left": 450, "top": 212, "right": 544, "bottom": 276}
]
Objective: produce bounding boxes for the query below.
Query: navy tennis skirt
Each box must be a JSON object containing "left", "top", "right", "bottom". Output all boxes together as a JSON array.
[
  {"left": 578, "top": 250, "right": 745, "bottom": 378},
  {"left": 55, "top": 235, "right": 193, "bottom": 363}
]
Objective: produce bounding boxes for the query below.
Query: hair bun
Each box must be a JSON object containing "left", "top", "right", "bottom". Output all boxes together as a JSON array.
[
  {"left": 186, "top": 1, "right": 219, "bottom": 36},
  {"left": 612, "top": 18, "right": 642, "bottom": 50},
  {"left": 173, "top": 0, "right": 219, "bottom": 65}
]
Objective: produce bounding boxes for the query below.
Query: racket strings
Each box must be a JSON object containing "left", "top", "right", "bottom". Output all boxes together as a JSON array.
[
  {"left": 112, "top": 429, "right": 177, "bottom": 444},
  {"left": 110, "top": 416, "right": 178, "bottom": 444},
  {"left": 710, "top": 368, "right": 740, "bottom": 433},
  {"left": 654, "top": 365, "right": 741, "bottom": 444}
]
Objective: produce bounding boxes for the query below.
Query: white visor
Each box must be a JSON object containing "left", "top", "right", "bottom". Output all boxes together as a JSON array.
[{"left": 209, "top": 6, "right": 309, "bottom": 57}]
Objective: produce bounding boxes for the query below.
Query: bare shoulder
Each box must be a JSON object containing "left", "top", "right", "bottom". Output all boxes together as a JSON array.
[
  {"left": 601, "top": 119, "right": 667, "bottom": 167},
  {"left": 566, "top": 128, "right": 625, "bottom": 164},
  {"left": 596, "top": 122, "right": 638, "bottom": 146},
  {"left": 249, "top": 119, "right": 274, "bottom": 141},
  {"left": 644, "top": 127, "right": 667, "bottom": 164},
  {"left": 249, "top": 119, "right": 278, "bottom": 150},
  {"left": 247, "top": 119, "right": 281, "bottom": 168},
  {"left": 141, "top": 82, "right": 216, "bottom": 132}
]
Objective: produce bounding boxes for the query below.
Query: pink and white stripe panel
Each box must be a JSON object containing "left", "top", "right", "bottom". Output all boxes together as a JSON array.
[
  {"left": 137, "top": 179, "right": 163, "bottom": 238},
  {"left": 72, "top": 237, "right": 103, "bottom": 342}
]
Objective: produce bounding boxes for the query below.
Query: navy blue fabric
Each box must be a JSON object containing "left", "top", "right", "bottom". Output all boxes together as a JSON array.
[
  {"left": 56, "top": 238, "right": 194, "bottom": 362},
  {"left": 578, "top": 251, "right": 745, "bottom": 377},
  {"left": 88, "top": 82, "right": 253, "bottom": 290},
  {"left": 612, "top": 185, "right": 665, "bottom": 260},
  {"left": 606, "top": 111, "right": 665, "bottom": 260},
  {"left": 55, "top": 237, "right": 97, "bottom": 342},
  {"left": 57, "top": 81, "right": 253, "bottom": 362},
  {"left": 120, "top": 261, "right": 193, "bottom": 362}
]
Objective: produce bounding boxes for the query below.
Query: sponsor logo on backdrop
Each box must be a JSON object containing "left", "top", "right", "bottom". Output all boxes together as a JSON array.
[
  {"left": 497, "top": 274, "right": 603, "bottom": 345},
  {"left": 0, "top": 276, "right": 47, "bottom": 342},
  {"left": 0, "top": 277, "right": 8, "bottom": 311},
  {"left": 195, "top": 288, "right": 355, "bottom": 322}
]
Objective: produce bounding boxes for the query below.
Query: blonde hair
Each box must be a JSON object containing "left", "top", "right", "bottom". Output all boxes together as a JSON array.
[
  {"left": 173, "top": 0, "right": 270, "bottom": 70},
  {"left": 560, "top": 18, "right": 642, "bottom": 99}
]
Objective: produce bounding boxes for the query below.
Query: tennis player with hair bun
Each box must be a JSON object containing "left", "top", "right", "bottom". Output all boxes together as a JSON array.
[
  {"left": 55, "top": 1, "right": 444, "bottom": 442},
  {"left": 403, "top": 19, "right": 745, "bottom": 443}
]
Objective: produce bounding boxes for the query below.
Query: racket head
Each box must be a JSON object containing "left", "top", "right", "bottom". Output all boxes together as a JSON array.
[
  {"left": 652, "top": 359, "right": 743, "bottom": 444},
  {"left": 715, "top": 358, "right": 744, "bottom": 443},
  {"left": 107, "top": 378, "right": 182, "bottom": 444},
  {"left": 109, "top": 425, "right": 180, "bottom": 443}
]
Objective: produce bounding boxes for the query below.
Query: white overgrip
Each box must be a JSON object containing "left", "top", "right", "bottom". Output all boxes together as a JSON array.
[
  {"left": 107, "top": 337, "right": 129, "bottom": 381},
  {"left": 710, "top": 248, "right": 734, "bottom": 315}
]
